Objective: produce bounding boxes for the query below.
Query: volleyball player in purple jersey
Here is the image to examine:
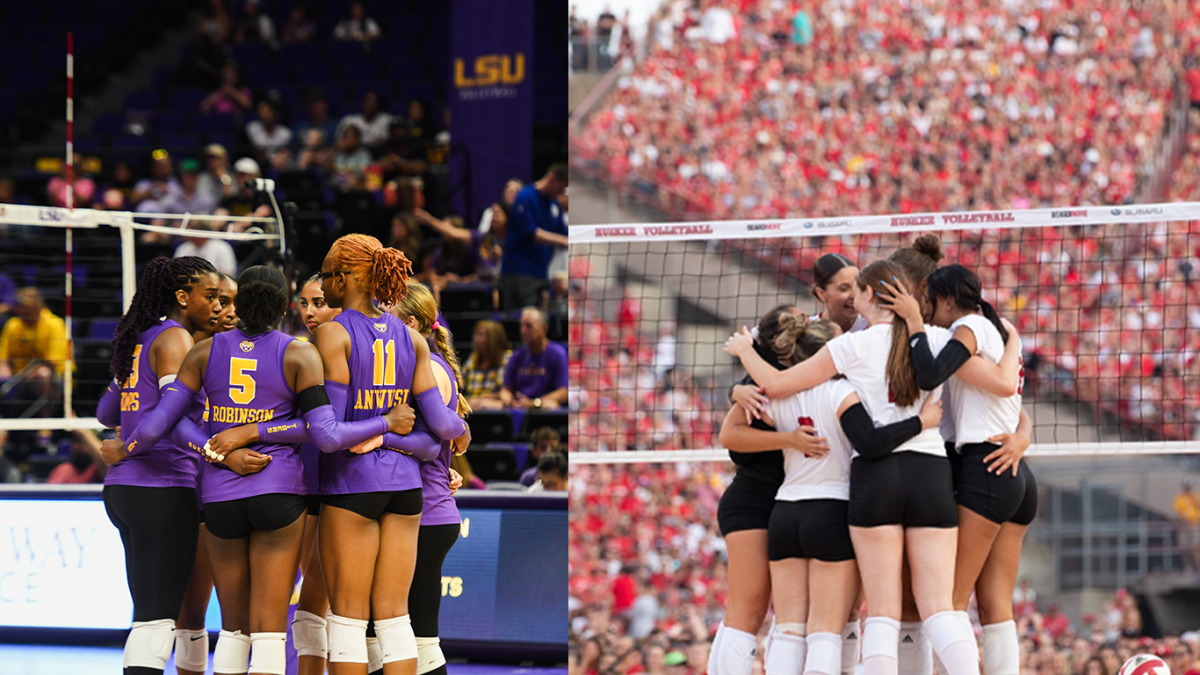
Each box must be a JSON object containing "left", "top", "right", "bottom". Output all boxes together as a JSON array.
[
  {"left": 176, "top": 272, "right": 237, "bottom": 675},
  {"left": 294, "top": 274, "right": 342, "bottom": 675},
  {"left": 306, "top": 233, "right": 468, "bottom": 675},
  {"left": 94, "top": 256, "right": 221, "bottom": 675},
  {"left": 382, "top": 281, "right": 472, "bottom": 675}
]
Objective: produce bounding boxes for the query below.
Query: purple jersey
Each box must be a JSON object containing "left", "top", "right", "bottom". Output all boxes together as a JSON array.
[
  {"left": 321, "top": 309, "right": 421, "bottom": 495},
  {"left": 300, "top": 441, "right": 318, "bottom": 496},
  {"left": 502, "top": 342, "right": 568, "bottom": 399},
  {"left": 105, "top": 320, "right": 201, "bottom": 489},
  {"left": 419, "top": 353, "right": 461, "bottom": 526},
  {"left": 200, "top": 329, "right": 304, "bottom": 503}
]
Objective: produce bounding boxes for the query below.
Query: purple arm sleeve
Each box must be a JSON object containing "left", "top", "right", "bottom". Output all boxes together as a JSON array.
[
  {"left": 414, "top": 388, "right": 467, "bottom": 441},
  {"left": 124, "top": 382, "right": 197, "bottom": 454},
  {"left": 380, "top": 431, "right": 441, "bottom": 462},
  {"left": 256, "top": 383, "right": 388, "bottom": 451},
  {"left": 256, "top": 417, "right": 312, "bottom": 444},
  {"left": 169, "top": 415, "right": 213, "bottom": 457},
  {"left": 97, "top": 381, "right": 121, "bottom": 428}
]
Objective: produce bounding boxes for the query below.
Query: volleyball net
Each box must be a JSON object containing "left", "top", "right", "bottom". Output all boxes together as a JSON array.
[{"left": 0, "top": 201, "right": 284, "bottom": 458}]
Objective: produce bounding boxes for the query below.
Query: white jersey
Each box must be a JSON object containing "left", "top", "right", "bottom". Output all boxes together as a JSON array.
[
  {"left": 767, "top": 379, "right": 857, "bottom": 502},
  {"left": 825, "top": 322, "right": 951, "bottom": 456},
  {"left": 810, "top": 313, "right": 868, "bottom": 334},
  {"left": 942, "top": 314, "right": 1022, "bottom": 448}
]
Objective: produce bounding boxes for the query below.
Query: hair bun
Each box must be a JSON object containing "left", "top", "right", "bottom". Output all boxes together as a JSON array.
[{"left": 913, "top": 234, "right": 944, "bottom": 262}]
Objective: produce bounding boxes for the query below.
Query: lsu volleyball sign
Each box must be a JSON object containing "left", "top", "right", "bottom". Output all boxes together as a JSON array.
[{"left": 450, "top": 0, "right": 533, "bottom": 219}]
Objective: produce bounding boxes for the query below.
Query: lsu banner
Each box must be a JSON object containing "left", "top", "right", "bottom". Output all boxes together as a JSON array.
[{"left": 449, "top": 0, "right": 534, "bottom": 221}]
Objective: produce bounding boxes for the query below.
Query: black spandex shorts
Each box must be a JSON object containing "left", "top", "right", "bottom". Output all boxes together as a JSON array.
[
  {"left": 848, "top": 452, "right": 958, "bottom": 528},
  {"left": 306, "top": 494, "right": 322, "bottom": 517},
  {"left": 205, "top": 493, "right": 308, "bottom": 539},
  {"left": 768, "top": 499, "right": 855, "bottom": 562},
  {"left": 323, "top": 487, "right": 423, "bottom": 519},
  {"left": 717, "top": 474, "right": 779, "bottom": 535},
  {"left": 955, "top": 442, "right": 1038, "bottom": 525},
  {"left": 103, "top": 485, "right": 199, "bottom": 622}
]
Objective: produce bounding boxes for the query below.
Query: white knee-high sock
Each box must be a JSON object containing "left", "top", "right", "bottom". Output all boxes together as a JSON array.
[
  {"left": 862, "top": 618, "right": 901, "bottom": 675},
  {"left": 708, "top": 622, "right": 728, "bottom": 675},
  {"left": 805, "top": 632, "right": 844, "bottom": 675},
  {"left": 766, "top": 625, "right": 806, "bottom": 675},
  {"left": 842, "top": 621, "right": 860, "bottom": 675},
  {"left": 714, "top": 624, "right": 759, "bottom": 675},
  {"left": 980, "top": 622, "right": 1018, "bottom": 675},
  {"left": 922, "top": 612, "right": 979, "bottom": 675}
]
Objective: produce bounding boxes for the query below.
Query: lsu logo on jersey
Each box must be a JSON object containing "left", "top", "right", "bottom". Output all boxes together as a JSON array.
[
  {"left": 374, "top": 323, "right": 388, "bottom": 333},
  {"left": 240, "top": 340, "right": 255, "bottom": 352}
]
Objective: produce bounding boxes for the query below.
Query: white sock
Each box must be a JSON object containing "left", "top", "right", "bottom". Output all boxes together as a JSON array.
[
  {"left": 708, "top": 622, "right": 728, "bottom": 675},
  {"left": 923, "top": 612, "right": 980, "bottom": 675},
  {"left": 805, "top": 632, "right": 844, "bottom": 675},
  {"left": 766, "top": 626, "right": 806, "bottom": 675},
  {"left": 898, "top": 622, "right": 929, "bottom": 675},
  {"left": 716, "top": 624, "right": 759, "bottom": 675},
  {"left": 862, "top": 618, "right": 901, "bottom": 675},
  {"left": 980, "top": 622, "right": 1018, "bottom": 675},
  {"left": 842, "top": 621, "right": 860, "bottom": 675}
]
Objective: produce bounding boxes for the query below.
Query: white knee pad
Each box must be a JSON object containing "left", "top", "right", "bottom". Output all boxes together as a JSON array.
[
  {"left": 174, "top": 628, "right": 210, "bottom": 672},
  {"left": 213, "top": 629, "right": 252, "bottom": 674},
  {"left": 367, "top": 637, "right": 384, "bottom": 672},
  {"left": 417, "top": 636, "right": 447, "bottom": 675},
  {"left": 805, "top": 632, "right": 844, "bottom": 675},
  {"left": 376, "top": 614, "right": 419, "bottom": 664},
  {"left": 716, "top": 624, "right": 758, "bottom": 675},
  {"left": 842, "top": 621, "right": 860, "bottom": 675},
  {"left": 292, "top": 609, "right": 329, "bottom": 659},
  {"left": 898, "top": 621, "right": 930, "bottom": 675},
  {"left": 708, "top": 622, "right": 728, "bottom": 675},
  {"left": 328, "top": 614, "right": 370, "bottom": 663},
  {"left": 862, "top": 618, "right": 900, "bottom": 661},
  {"left": 123, "top": 618, "right": 176, "bottom": 669},
  {"left": 980, "top": 622, "right": 1018, "bottom": 675},
  {"left": 249, "top": 632, "right": 288, "bottom": 675},
  {"left": 766, "top": 628, "right": 806, "bottom": 675}
]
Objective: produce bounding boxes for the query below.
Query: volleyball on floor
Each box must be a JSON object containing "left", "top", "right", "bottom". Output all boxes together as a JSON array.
[{"left": 1119, "top": 654, "right": 1172, "bottom": 675}]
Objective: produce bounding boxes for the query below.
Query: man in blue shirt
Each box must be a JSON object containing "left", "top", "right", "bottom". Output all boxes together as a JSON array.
[{"left": 501, "top": 163, "right": 569, "bottom": 309}]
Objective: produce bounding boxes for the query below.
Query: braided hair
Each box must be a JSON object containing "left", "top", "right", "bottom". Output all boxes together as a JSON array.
[
  {"left": 110, "top": 256, "right": 217, "bottom": 383},
  {"left": 328, "top": 233, "right": 413, "bottom": 306}
]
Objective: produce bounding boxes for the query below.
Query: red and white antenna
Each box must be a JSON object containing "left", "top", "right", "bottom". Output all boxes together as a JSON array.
[{"left": 64, "top": 31, "right": 74, "bottom": 415}]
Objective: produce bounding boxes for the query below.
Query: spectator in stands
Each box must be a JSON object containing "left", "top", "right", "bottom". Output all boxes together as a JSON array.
[
  {"left": 520, "top": 427, "right": 562, "bottom": 486},
  {"left": 246, "top": 100, "right": 293, "bottom": 166},
  {"left": 196, "top": 144, "right": 235, "bottom": 206},
  {"left": 234, "top": 0, "right": 277, "bottom": 47},
  {"left": 199, "top": 61, "right": 252, "bottom": 123},
  {"left": 1176, "top": 478, "right": 1200, "bottom": 570},
  {"left": 333, "top": 1, "right": 381, "bottom": 43},
  {"left": 1174, "top": 641, "right": 1200, "bottom": 675},
  {"left": 214, "top": 157, "right": 272, "bottom": 231},
  {"left": 386, "top": 209, "right": 423, "bottom": 272},
  {"left": 529, "top": 451, "right": 568, "bottom": 492},
  {"left": 160, "top": 158, "right": 218, "bottom": 215},
  {"left": 0, "top": 432, "right": 22, "bottom": 483},
  {"left": 188, "top": 0, "right": 232, "bottom": 87},
  {"left": 0, "top": 288, "right": 71, "bottom": 416},
  {"left": 501, "top": 164, "right": 569, "bottom": 309},
  {"left": 337, "top": 91, "right": 391, "bottom": 149},
  {"left": 1014, "top": 577, "right": 1038, "bottom": 618},
  {"left": 478, "top": 178, "right": 523, "bottom": 232},
  {"left": 328, "top": 125, "right": 373, "bottom": 190},
  {"left": 280, "top": 4, "right": 316, "bottom": 44},
  {"left": 463, "top": 319, "right": 510, "bottom": 408},
  {"left": 47, "top": 420, "right": 107, "bottom": 484},
  {"left": 174, "top": 222, "right": 238, "bottom": 276},
  {"left": 377, "top": 120, "right": 427, "bottom": 177},
  {"left": 130, "top": 150, "right": 181, "bottom": 211},
  {"left": 198, "top": 0, "right": 232, "bottom": 45},
  {"left": 501, "top": 307, "right": 568, "bottom": 409},
  {"left": 46, "top": 153, "right": 95, "bottom": 208},
  {"left": 95, "top": 161, "right": 137, "bottom": 210},
  {"left": 1044, "top": 602, "right": 1072, "bottom": 641},
  {"left": 295, "top": 128, "right": 331, "bottom": 171},
  {"left": 548, "top": 270, "right": 569, "bottom": 316},
  {"left": 292, "top": 94, "right": 339, "bottom": 151},
  {"left": 405, "top": 100, "right": 433, "bottom": 141}
]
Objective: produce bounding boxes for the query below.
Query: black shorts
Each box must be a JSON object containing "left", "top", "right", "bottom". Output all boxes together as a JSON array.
[
  {"left": 205, "top": 493, "right": 308, "bottom": 539},
  {"left": 768, "top": 499, "right": 855, "bottom": 562},
  {"left": 848, "top": 452, "right": 958, "bottom": 528},
  {"left": 717, "top": 474, "right": 779, "bottom": 535},
  {"left": 306, "top": 494, "right": 322, "bottom": 517},
  {"left": 955, "top": 443, "right": 1038, "bottom": 525},
  {"left": 323, "top": 488, "right": 423, "bottom": 519}
]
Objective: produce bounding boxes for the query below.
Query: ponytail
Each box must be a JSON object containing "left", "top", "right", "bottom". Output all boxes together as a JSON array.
[
  {"left": 771, "top": 313, "right": 836, "bottom": 367},
  {"left": 977, "top": 299, "right": 1009, "bottom": 345},
  {"left": 432, "top": 325, "right": 472, "bottom": 418},
  {"left": 857, "top": 260, "right": 920, "bottom": 407},
  {"left": 393, "top": 280, "right": 471, "bottom": 417},
  {"left": 926, "top": 264, "right": 1008, "bottom": 343}
]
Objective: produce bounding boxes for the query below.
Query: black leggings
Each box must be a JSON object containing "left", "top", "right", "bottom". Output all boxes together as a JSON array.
[
  {"left": 410, "top": 523, "right": 461, "bottom": 637},
  {"left": 103, "top": 485, "right": 200, "bottom": 622}
]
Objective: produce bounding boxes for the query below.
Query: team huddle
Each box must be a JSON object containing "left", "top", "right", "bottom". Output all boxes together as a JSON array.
[
  {"left": 711, "top": 236, "right": 1036, "bottom": 675},
  {"left": 96, "top": 233, "right": 470, "bottom": 675}
]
